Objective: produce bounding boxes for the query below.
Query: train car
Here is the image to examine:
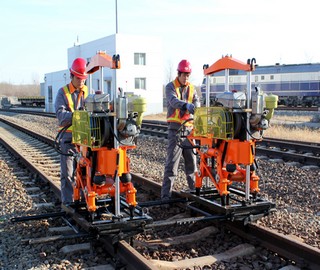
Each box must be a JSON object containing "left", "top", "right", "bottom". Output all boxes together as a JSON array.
[
  {"left": 18, "top": 96, "right": 45, "bottom": 107},
  {"left": 0, "top": 96, "right": 21, "bottom": 108},
  {"left": 201, "top": 63, "right": 320, "bottom": 107}
]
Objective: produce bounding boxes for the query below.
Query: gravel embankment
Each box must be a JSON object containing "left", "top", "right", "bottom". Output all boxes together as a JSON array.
[
  {"left": 0, "top": 146, "right": 111, "bottom": 269},
  {"left": 1, "top": 113, "right": 319, "bottom": 248},
  {"left": 0, "top": 112, "right": 319, "bottom": 269}
]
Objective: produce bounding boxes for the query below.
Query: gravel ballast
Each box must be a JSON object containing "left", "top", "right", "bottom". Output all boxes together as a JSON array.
[{"left": 0, "top": 112, "right": 319, "bottom": 269}]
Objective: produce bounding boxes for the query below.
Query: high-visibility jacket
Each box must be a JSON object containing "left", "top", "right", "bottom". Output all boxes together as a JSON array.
[
  {"left": 167, "top": 79, "right": 195, "bottom": 126},
  {"left": 58, "top": 84, "right": 88, "bottom": 132}
]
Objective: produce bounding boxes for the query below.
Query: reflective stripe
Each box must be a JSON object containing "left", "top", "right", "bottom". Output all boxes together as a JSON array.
[
  {"left": 167, "top": 80, "right": 194, "bottom": 126},
  {"left": 61, "top": 85, "right": 89, "bottom": 112},
  {"left": 62, "top": 86, "right": 74, "bottom": 112},
  {"left": 58, "top": 126, "right": 72, "bottom": 132}
]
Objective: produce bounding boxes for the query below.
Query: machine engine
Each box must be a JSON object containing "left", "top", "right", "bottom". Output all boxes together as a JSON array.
[
  {"left": 73, "top": 91, "right": 143, "bottom": 149},
  {"left": 212, "top": 86, "right": 278, "bottom": 139}
]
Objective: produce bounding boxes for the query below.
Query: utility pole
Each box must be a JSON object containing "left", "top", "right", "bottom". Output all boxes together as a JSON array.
[{"left": 115, "top": 0, "right": 118, "bottom": 34}]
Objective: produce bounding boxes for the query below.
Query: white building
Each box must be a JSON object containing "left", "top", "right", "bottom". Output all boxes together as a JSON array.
[{"left": 44, "top": 33, "right": 163, "bottom": 115}]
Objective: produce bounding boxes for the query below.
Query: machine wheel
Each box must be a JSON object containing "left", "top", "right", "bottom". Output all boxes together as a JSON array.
[
  {"left": 129, "top": 206, "right": 135, "bottom": 218},
  {"left": 252, "top": 192, "right": 258, "bottom": 200},
  {"left": 88, "top": 212, "right": 96, "bottom": 222},
  {"left": 221, "top": 194, "right": 229, "bottom": 206}
]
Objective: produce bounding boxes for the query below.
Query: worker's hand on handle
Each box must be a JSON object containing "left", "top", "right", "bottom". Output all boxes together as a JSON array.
[{"left": 186, "top": 103, "right": 195, "bottom": 114}]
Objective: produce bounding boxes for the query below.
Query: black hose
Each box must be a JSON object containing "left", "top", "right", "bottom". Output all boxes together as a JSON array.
[
  {"left": 54, "top": 123, "right": 73, "bottom": 156},
  {"left": 240, "top": 114, "right": 263, "bottom": 140},
  {"left": 102, "top": 110, "right": 134, "bottom": 146},
  {"left": 176, "top": 118, "right": 200, "bottom": 150}
]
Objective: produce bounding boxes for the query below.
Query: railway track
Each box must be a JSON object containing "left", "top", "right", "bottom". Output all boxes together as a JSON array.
[
  {"left": 1, "top": 115, "right": 320, "bottom": 269},
  {"left": 0, "top": 117, "right": 155, "bottom": 269},
  {"left": 2, "top": 107, "right": 318, "bottom": 166},
  {"left": 141, "top": 120, "right": 320, "bottom": 168},
  {"left": 276, "top": 106, "right": 319, "bottom": 111}
]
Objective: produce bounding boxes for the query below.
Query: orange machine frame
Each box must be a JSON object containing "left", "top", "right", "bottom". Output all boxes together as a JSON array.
[
  {"left": 188, "top": 56, "right": 259, "bottom": 202},
  {"left": 72, "top": 51, "right": 136, "bottom": 213},
  {"left": 188, "top": 135, "right": 260, "bottom": 198},
  {"left": 73, "top": 144, "right": 137, "bottom": 212}
]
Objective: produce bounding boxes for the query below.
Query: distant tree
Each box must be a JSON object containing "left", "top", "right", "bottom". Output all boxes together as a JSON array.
[
  {"left": 0, "top": 83, "right": 40, "bottom": 97},
  {"left": 31, "top": 72, "right": 40, "bottom": 85},
  {"left": 165, "top": 60, "right": 175, "bottom": 84}
]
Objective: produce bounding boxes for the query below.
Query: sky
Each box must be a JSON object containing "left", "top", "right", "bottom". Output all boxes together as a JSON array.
[{"left": 1, "top": 0, "right": 319, "bottom": 86}]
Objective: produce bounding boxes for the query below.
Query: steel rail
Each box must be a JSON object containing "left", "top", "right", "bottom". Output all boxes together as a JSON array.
[
  {"left": 141, "top": 121, "right": 320, "bottom": 167},
  {"left": 256, "top": 147, "right": 320, "bottom": 166}
]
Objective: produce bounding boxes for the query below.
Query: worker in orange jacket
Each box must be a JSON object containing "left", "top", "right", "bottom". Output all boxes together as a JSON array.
[
  {"left": 161, "top": 59, "right": 200, "bottom": 200},
  {"left": 54, "top": 58, "right": 88, "bottom": 205}
]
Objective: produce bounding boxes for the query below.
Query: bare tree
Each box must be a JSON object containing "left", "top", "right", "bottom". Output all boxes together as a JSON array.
[
  {"left": 165, "top": 60, "right": 175, "bottom": 84},
  {"left": 31, "top": 72, "right": 40, "bottom": 85},
  {"left": 0, "top": 83, "right": 40, "bottom": 97}
]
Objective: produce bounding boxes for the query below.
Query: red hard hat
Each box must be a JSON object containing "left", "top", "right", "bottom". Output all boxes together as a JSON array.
[
  {"left": 177, "top": 59, "right": 192, "bottom": 73},
  {"left": 70, "top": 58, "right": 88, "bottom": 79}
]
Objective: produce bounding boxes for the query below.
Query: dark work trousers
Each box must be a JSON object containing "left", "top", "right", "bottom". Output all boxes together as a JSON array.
[
  {"left": 60, "top": 139, "right": 76, "bottom": 204},
  {"left": 161, "top": 128, "right": 196, "bottom": 199}
]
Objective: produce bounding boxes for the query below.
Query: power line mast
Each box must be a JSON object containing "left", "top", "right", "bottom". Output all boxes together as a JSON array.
[{"left": 115, "top": 0, "right": 118, "bottom": 34}]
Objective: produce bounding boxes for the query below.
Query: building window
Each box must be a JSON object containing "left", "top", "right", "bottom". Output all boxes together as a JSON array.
[
  {"left": 229, "top": 69, "right": 238, "bottom": 75},
  {"left": 106, "top": 81, "right": 111, "bottom": 92},
  {"left": 135, "top": 78, "right": 146, "bottom": 89},
  {"left": 48, "top": 86, "right": 52, "bottom": 103},
  {"left": 261, "top": 75, "right": 265, "bottom": 80},
  {"left": 255, "top": 76, "right": 258, "bottom": 82},
  {"left": 270, "top": 75, "right": 274, "bottom": 80},
  {"left": 134, "top": 53, "right": 146, "bottom": 65}
]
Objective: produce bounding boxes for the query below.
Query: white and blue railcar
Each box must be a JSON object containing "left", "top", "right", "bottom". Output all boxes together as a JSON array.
[{"left": 201, "top": 63, "right": 320, "bottom": 107}]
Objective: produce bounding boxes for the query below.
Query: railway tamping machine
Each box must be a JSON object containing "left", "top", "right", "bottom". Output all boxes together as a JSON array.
[
  {"left": 62, "top": 52, "right": 152, "bottom": 234},
  {"left": 180, "top": 56, "right": 278, "bottom": 222}
]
